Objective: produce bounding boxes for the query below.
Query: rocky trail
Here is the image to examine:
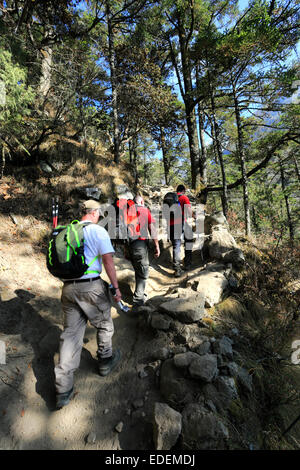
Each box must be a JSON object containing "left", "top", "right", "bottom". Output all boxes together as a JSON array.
[
  {"left": 0, "top": 235, "right": 169, "bottom": 449},
  {"left": 0, "top": 185, "right": 299, "bottom": 451},
  {"left": 0, "top": 208, "right": 204, "bottom": 450}
]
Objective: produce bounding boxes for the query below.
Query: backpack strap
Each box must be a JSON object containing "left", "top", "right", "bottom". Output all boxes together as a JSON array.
[
  {"left": 79, "top": 220, "right": 101, "bottom": 275},
  {"left": 66, "top": 220, "right": 87, "bottom": 262},
  {"left": 84, "top": 253, "right": 101, "bottom": 275}
]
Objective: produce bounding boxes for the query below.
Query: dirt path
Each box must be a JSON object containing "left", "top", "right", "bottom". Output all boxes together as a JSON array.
[
  {"left": 0, "top": 215, "right": 188, "bottom": 450},
  {"left": 1, "top": 212, "right": 300, "bottom": 451}
]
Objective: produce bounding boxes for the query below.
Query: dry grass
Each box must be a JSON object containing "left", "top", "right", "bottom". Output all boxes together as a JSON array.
[
  {"left": 207, "top": 235, "right": 300, "bottom": 449},
  {"left": 0, "top": 137, "right": 135, "bottom": 256}
]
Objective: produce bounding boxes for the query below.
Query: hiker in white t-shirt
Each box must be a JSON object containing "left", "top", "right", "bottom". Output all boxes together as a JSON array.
[{"left": 54, "top": 200, "right": 122, "bottom": 410}]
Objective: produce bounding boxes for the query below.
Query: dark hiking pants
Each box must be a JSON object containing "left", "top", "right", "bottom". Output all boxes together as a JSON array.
[
  {"left": 128, "top": 239, "right": 149, "bottom": 305},
  {"left": 170, "top": 223, "right": 193, "bottom": 269}
]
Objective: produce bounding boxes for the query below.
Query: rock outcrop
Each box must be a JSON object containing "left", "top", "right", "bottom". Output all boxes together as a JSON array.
[
  {"left": 158, "top": 294, "right": 205, "bottom": 323},
  {"left": 204, "top": 211, "right": 245, "bottom": 269},
  {"left": 119, "top": 186, "right": 254, "bottom": 450},
  {"left": 153, "top": 403, "right": 182, "bottom": 450},
  {"left": 181, "top": 404, "right": 229, "bottom": 449}
]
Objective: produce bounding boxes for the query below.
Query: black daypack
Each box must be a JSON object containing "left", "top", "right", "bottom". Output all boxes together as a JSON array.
[
  {"left": 47, "top": 220, "right": 99, "bottom": 279},
  {"left": 162, "top": 192, "right": 182, "bottom": 229},
  {"left": 163, "top": 192, "right": 180, "bottom": 207}
]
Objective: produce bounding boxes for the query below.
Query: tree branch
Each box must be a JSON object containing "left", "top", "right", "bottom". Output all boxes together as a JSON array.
[{"left": 199, "top": 132, "right": 295, "bottom": 195}]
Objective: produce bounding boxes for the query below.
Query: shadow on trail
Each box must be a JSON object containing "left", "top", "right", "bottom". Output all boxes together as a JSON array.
[
  {"left": 149, "top": 260, "right": 174, "bottom": 279},
  {"left": 149, "top": 246, "right": 205, "bottom": 281},
  {"left": 0, "top": 289, "right": 62, "bottom": 411}
]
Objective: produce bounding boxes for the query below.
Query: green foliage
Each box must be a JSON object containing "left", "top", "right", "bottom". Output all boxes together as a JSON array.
[
  {"left": 0, "top": 50, "right": 35, "bottom": 120},
  {"left": 0, "top": 0, "right": 299, "bottom": 241},
  {"left": 0, "top": 49, "right": 35, "bottom": 152}
]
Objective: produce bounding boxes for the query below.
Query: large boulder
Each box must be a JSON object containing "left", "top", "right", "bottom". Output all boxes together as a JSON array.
[
  {"left": 151, "top": 313, "right": 172, "bottom": 331},
  {"left": 221, "top": 249, "right": 245, "bottom": 268},
  {"left": 203, "top": 212, "right": 245, "bottom": 268},
  {"left": 188, "top": 354, "right": 218, "bottom": 383},
  {"left": 153, "top": 403, "right": 182, "bottom": 450},
  {"left": 181, "top": 403, "right": 229, "bottom": 449},
  {"left": 227, "top": 362, "right": 253, "bottom": 394},
  {"left": 115, "top": 184, "right": 133, "bottom": 199},
  {"left": 204, "top": 212, "right": 229, "bottom": 234},
  {"left": 195, "top": 336, "right": 212, "bottom": 355},
  {"left": 160, "top": 359, "right": 200, "bottom": 406},
  {"left": 212, "top": 336, "right": 234, "bottom": 360},
  {"left": 215, "top": 376, "right": 239, "bottom": 403},
  {"left": 190, "top": 270, "right": 229, "bottom": 308},
  {"left": 173, "top": 352, "right": 200, "bottom": 369},
  {"left": 159, "top": 294, "right": 205, "bottom": 323},
  {"left": 208, "top": 225, "right": 239, "bottom": 259},
  {"left": 202, "top": 375, "right": 239, "bottom": 413},
  {"left": 181, "top": 330, "right": 211, "bottom": 353}
]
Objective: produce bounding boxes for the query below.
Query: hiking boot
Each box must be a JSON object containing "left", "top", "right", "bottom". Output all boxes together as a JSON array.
[
  {"left": 183, "top": 264, "right": 192, "bottom": 271},
  {"left": 174, "top": 268, "right": 183, "bottom": 277},
  {"left": 128, "top": 305, "right": 141, "bottom": 316},
  {"left": 98, "top": 349, "right": 121, "bottom": 376},
  {"left": 56, "top": 387, "right": 74, "bottom": 410}
]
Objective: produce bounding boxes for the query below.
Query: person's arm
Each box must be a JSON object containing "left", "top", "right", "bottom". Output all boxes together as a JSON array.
[
  {"left": 184, "top": 196, "right": 196, "bottom": 219},
  {"left": 148, "top": 211, "right": 160, "bottom": 258},
  {"left": 151, "top": 234, "right": 160, "bottom": 258},
  {"left": 102, "top": 253, "right": 122, "bottom": 302}
]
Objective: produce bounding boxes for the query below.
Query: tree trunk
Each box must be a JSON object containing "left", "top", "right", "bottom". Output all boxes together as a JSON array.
[
  {"left": 78, "top": 74, "right": 87, "bottom": 149},
  {"left": 279, "top": 156, "right": 294, "bottom": 243},
  {"left": 293, "top": 155, "right": 300, "bottom": 183},
  {"left": 129, "top": 140, "right": 133, "bottom": 165},
  {"left": 0, "top": 145, "right": 6, "bottom": 180},
  {"left": 39, "top": 45, "right": 52, "bottom": 98},
  {"left": 105, "top": 0, "right": 120, "bottom": 164},
  {"left": 198, "top": 105, "right": 208, "bottom": 185},
  {"left": 143, "top": 143, "right": 147, "bottom": 185},
  {"left": 185, "top": 109, "right": 201, "bottom": 189},
  {"left": 196, "top": 66, "right": 207, "bottom": 185},
  {"left": 132, "top": 135, "right": 139, "bottom": 189},
  {"left": 160, "top": 127, "right": 170, "bottom": 186},
  {"left": 176, "top": 17, "right": 200, "bottom": 190},
  {"left": 207, "top": 66, "right": 228, "bottom": 216},
  {"left": 201, "top": 132, "right": 292, "bottom": 194},
  {"left": 232, "top": 79, "right": 251, "bottom": 236}
]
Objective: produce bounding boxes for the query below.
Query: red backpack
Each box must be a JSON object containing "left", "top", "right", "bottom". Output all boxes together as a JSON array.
[{"left": 114, "top": 198, "right": 141, "bottom": 242}]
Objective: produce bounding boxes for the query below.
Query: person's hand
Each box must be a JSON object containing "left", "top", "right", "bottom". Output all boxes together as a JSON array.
[
  {"left": 113, "top": 288, "right": 122, "bottom": 303},
  {"left": 154, "top": 246, "right": 160, "bottom": 258}
]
